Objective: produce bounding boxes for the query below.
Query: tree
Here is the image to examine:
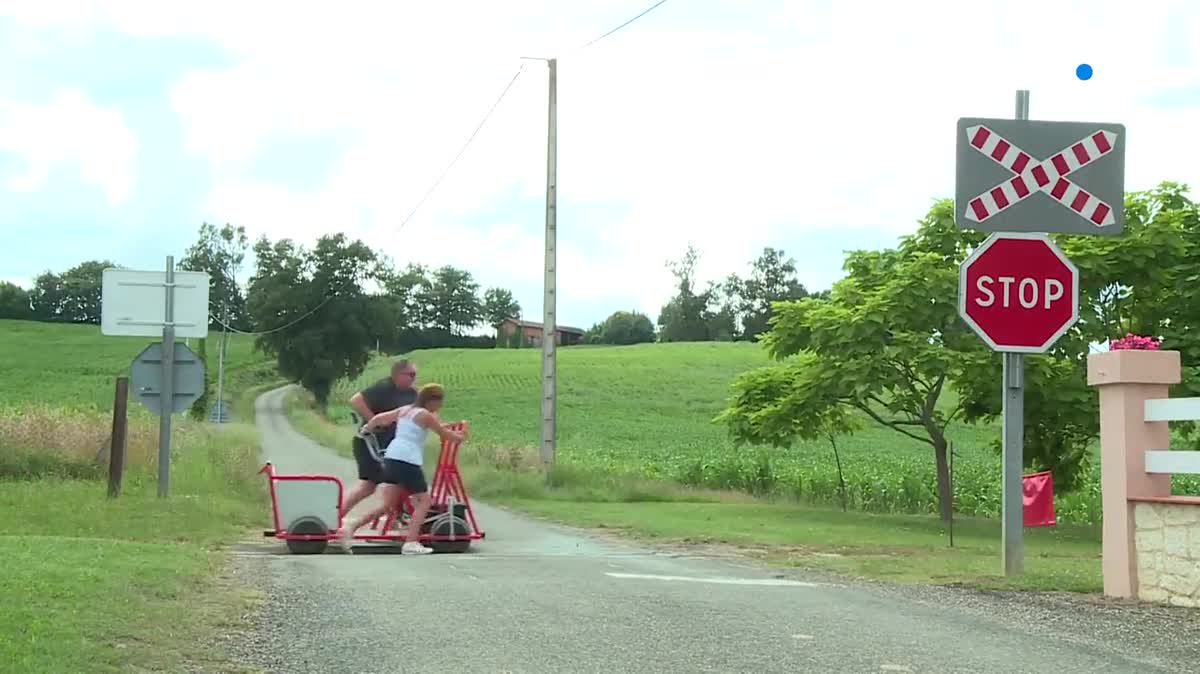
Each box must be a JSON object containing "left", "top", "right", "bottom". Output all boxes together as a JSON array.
[
  {"left": 482, "top": 287, "right": 521, "bottom": 330},
  {"left": 181, "top": 222, "right": 251, "bottom": 330},
  {"left": 658, "top": 244, "right": 720, "bottom": 342},
  {"left": 58, "top": 260, "right": 115, "bottom": 324},
  {"left": 379, "top": 263, "right": 434, "bottom": 330},
  {"left": 738, "top": 248, "right": 809, "bottom": 340},
  {"left": 246, "top": 234, "right": 378, "bottom": 408},
  {"left": 0, "top": 282, "right": 32, "bottom": 320},
  {"left": 598, "top": 310, "right": 656, "bottom": 345},
  {"left": 718, "top": 200, "right": 989, "bottom": 523},
  {"left": 422, "top": 266, "right": 484, "bottom": 335},
  {"left": 955, "top": 182, "right": 1200, "bottom": 486},
  {"left": 29, "top": 271, "right": 66, "bottom": 321},
  {"left": 720, "top": 183, "right": 1200, "bottom": 521}
]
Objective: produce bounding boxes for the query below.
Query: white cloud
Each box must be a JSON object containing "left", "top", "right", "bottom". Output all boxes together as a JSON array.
[
  {"left": 0, "top": 89, "right": 137, "bottom": 205},
  {"left": 4, "top": 0, "right": 1200, "bottom": 322}
]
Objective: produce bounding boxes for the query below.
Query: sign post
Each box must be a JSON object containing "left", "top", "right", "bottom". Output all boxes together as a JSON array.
[
  {"left": 101, "top": 258, "right": 209, "bottom": 498},
  {"left": 159, "top": 256, "right": 176, "bottom": 498},
  {"left": 959, "top": 231, "right": 1080, "bottom": 575},
  {"left": 1007, "top": 91, "right": 1027, "bottom": 576},
  {"left": 955, "top": 90, "right": 1120, "bottom": 576}
]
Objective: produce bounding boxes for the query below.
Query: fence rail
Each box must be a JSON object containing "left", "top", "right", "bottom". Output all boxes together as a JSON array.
[{"left": 1144, "top": 397, "right": 1200, "bottom": 422}]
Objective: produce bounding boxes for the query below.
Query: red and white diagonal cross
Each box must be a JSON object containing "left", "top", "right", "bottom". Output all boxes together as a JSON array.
[{"left": 964, "top": 125, "right": 1118, "bottom": 227}]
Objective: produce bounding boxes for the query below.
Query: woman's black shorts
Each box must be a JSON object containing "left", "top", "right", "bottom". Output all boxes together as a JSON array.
[
  {"left": 382, "top": 459, "right": 428, "bottom": 494},
  {"left": 351, "top": 436, "right": 383, "bottom": 483}
]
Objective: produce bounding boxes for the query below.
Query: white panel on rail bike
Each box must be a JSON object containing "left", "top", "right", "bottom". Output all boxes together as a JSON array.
[{"left": 275, "top": 479, "right": 340, "bottom": 532}]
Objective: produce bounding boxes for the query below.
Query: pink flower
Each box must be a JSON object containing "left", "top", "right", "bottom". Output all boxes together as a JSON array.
[{"left": 1110, "top": 334, "right": 1161, "bottom": 351}]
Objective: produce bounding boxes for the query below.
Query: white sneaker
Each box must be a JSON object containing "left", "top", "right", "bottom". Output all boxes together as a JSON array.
[
  {"left": 336, "top": 528, "right": 354, "bottom": 554},
  {"left": 401, "top": 541, "right": 433, "bottom": 555}
]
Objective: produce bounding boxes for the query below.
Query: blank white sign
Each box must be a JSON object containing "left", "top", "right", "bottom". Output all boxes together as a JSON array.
[{"left": 101, "top": 268, "right": 211, "bottom": 338}]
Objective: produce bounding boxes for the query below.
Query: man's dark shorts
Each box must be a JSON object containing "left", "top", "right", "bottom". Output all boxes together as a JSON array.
[
  {"left": 352, "top": 436, "right": 383, "bottom": 483},
  {"left": 382, "top": 459, "right": 428, "bottom": 494}
]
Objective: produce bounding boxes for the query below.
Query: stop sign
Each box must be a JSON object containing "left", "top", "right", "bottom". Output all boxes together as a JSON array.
[{"left": 958, "top": 233, "right": 1079, "bottom": 353}]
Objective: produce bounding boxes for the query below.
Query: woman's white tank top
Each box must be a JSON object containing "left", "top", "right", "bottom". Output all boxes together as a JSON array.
[{"left": 383, "top": 407, "right": 429, "bottom": 466}]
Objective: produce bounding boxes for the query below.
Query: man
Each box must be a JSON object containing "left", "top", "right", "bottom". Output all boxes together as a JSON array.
[{"left": 340, "top": 359, "right": 418, "bottom": 518}]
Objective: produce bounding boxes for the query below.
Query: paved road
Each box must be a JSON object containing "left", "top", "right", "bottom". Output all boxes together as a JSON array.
[{"left": 235, "top": 386, "right": 1199, "bottom": 673}]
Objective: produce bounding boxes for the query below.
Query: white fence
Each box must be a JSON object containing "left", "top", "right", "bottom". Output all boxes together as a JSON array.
[{"left": 1143, "top": 397, "right": 1200, "bottom": 474}]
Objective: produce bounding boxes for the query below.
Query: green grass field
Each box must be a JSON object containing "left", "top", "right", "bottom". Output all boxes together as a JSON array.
[
  {"left": 0, "top": 319, "right": 274, "bottom": 415},
  {"left": 0, "top": 319, "right": 279, "bottom": 671},
  {"left": 285, "top": 343, "right": 1107, "bottom": 591},
  {"left": 311, "top": 343, "right": 1113, "bottom": 523}
]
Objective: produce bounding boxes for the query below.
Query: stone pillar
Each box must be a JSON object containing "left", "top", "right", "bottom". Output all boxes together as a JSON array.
[{"left": 1087, "top": 349, "right": 1180, "bottom": 598}]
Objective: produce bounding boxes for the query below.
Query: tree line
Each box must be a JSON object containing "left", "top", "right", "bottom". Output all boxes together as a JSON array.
[
  {"left": 1, "top": 223, "right": 524, "bottom": 407},
  {"left": 580, "top": 244, "right": 818, "bottom": 347},
  {"left": 719, "top": 181, "right": 1200, "bottom": 523}
]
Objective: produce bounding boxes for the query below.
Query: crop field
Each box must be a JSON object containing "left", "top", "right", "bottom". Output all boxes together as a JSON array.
[
  {"left": 316, "top": 342, "right": 1139, "bottom": 524},
  {"left": 0, "top": 319, "right": 272, "bottom": 414}
]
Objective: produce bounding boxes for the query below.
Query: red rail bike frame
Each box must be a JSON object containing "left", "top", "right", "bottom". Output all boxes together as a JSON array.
[{"left": 261, "top": 420, "right": 485, "bottom": 545}]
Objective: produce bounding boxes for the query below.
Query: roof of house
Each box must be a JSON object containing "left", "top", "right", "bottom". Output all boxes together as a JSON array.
[{"left": 501, "top": 318, "right": 585, "bottom": 334}]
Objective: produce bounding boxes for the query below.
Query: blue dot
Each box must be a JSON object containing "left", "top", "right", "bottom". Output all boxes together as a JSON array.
[{"left": 1076, "top": 63, "right": 1093, "bottom": 80}]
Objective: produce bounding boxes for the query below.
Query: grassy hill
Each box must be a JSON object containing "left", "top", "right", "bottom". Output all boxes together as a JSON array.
[
  {"left": 294, "top": 341, "right": 1117, "bottom": 524},
  {"left": 0, "top": 319, "right": 274, "bottom": 413}
]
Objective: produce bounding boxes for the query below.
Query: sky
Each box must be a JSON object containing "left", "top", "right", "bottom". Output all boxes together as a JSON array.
[{"left": 2, "top": 0, "right": 1200, "bottom": 331}]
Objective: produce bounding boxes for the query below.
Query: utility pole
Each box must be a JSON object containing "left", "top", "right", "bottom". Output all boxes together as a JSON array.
[{"left": 540, "top": 58, "right": 558, "bottom": 467}]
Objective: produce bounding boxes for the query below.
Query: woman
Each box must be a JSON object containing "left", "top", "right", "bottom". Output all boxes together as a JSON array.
[{"left": 337, "top": 383, "right": 465, "bottom": 555}]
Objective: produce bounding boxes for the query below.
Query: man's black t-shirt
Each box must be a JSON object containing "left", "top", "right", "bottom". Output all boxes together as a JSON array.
[{"left": 358, "top": 378, "right": 417, "bottom": 447}]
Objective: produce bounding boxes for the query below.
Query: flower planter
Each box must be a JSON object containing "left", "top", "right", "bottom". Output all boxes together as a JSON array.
[{"left": 1087, "top": 349, "right": 1181, "bottom": 387}]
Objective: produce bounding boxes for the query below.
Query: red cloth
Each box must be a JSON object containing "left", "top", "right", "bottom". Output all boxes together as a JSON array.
[{"left": 1023, "top": 471, "right": 1056, "bottom": 527}]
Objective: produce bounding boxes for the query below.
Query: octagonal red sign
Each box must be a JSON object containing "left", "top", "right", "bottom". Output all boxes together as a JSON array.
[{"left": 958, "top": 233, "right": 1079, "bottom": 353}]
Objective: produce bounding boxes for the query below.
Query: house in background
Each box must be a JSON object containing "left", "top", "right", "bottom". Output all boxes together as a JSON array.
[{"left": 497, "top": 318, "right": 585, "bottom": 348}]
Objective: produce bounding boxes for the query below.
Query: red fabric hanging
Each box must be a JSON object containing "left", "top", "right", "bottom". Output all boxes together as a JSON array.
[{"left": 1023, "top": 470, "right": 1056, "bottom": 527}]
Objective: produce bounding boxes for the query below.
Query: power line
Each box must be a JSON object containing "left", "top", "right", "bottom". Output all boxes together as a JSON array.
[
  {"left": 218, "top": 2, "right": 671, "bottom": 338},
  {"left": 581, "top": 0, "right": 669, "bottom": 48},
  {"left": 396, "top": 63, "right": 526, "bottom": 230},
  {"left": 211, "top": 63, "right": 528, "bottom": 337}
]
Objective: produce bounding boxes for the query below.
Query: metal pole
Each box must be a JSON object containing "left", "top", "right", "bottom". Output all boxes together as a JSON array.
[
  {"left": 540, "top": 58, "right": 558, "bottom": 467},
  {"left": 1001, "top": 89, "right": 1029, "bottom": 576},
  {"left": 214, "top": 302, "right": 227, "bottom": 423},
  {"left": 158, "top": 255, "right": 176, "bottom": 498},
  {"left": 948, "top": 441, "right": 954, "bottom": 548}
]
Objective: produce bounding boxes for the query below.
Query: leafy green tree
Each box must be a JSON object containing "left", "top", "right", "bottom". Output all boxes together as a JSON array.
[
  {"left": 658, "top": 244, "right": 720, "bottom": 342},
  {"left": 56, "top": 260, "right": 116, "bottom": 324},
  {"left": 718, "top": 201, "right": 988, "bottom": 522},
  {"left": 379, "top": 262, "right": 433, "bottom": 329},
  {"left": 181, "top": 222, "right": 250, "bottom": 330},
  {"left": 422, "top": 266, "right": 484, "bottom": 335},
  {"left": 599, "top": 310, "right": 656, "bottom": 345},
  {"left": 0, "top": 281, "right": 32, "bottom": 320},
  {"left": 722, "top": 183, "right": 1200, "bottom": 519},
  {"left": 482, "top": 287, "right": 521, "bottom": 330},
  {"left": 737, "top": 248, "right": 809, "bottom": 341},
  {"left": 956, "top": 182, "right": 1200, "bottom": 486},
  {"left": 246, "top": 234, "right": 377, "bottom": 408}
]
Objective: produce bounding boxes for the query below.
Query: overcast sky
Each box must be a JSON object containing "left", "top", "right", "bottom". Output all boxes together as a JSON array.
[{"left": 2, "top": 0, "right": 1199, "bottom": 329}]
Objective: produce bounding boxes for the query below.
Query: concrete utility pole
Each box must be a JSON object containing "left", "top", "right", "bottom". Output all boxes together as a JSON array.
[{"left": 540, "top": 58, "right": 558, "bottom": 467}]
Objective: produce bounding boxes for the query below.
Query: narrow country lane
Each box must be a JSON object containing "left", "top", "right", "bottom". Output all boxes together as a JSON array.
[{"left": 230, "top": 386, "right": 1198, "bottom": 673}]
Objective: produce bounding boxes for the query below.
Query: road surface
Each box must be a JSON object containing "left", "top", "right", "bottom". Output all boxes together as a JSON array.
[{"left": 231, "top": 386, "right": 1200, "bottom": 673}]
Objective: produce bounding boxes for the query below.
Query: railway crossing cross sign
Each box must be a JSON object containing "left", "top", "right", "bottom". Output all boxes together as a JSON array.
[{"left": 955, "top": 118, "right": 1126, "bottom": 235}]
